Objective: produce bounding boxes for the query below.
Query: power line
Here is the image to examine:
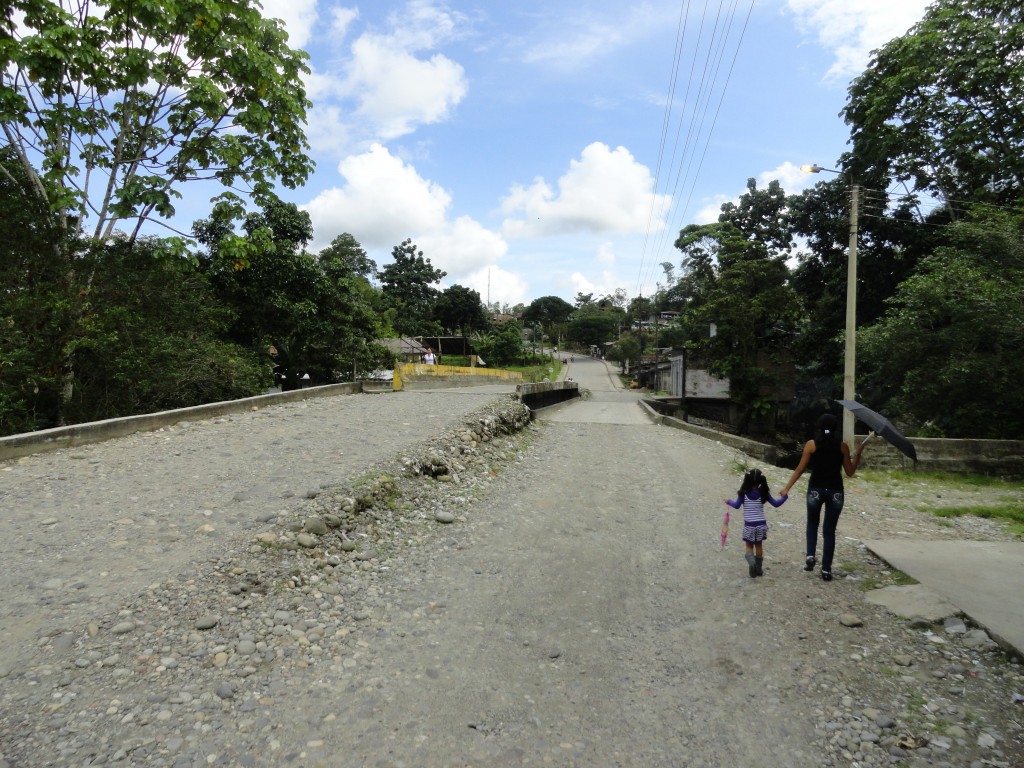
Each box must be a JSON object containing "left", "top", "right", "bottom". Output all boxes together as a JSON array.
[{"left": 633, "top": 0, "right": 756, "bottom": 302}]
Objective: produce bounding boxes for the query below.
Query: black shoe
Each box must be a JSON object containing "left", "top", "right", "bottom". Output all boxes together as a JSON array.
[
  {"left": 804, "top": 556, "right": 816, "bottom": 572},
  {"left": 745, "top": 552, "right": 757, "bottom": 578},
  {"left": 821, "top": 570, "right": 833, "bottom": 582},
  {"left": 754, "top": 556, "right": 764, "bottom": 577}
]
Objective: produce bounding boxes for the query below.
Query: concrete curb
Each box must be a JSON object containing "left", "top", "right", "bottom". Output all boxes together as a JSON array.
[
  {"left": 656, "top": 412, "right": 781, "bottom": 464},
  {"left": 0, "top": 383, "right": 362, "bottom": 461}
]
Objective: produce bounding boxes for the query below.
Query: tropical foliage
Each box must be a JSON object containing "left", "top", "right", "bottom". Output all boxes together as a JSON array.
[{"left": 3, "top": 0, "right": 1023, "bottom": 442}]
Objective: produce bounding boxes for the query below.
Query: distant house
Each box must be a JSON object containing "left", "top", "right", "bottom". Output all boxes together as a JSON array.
[
  {"left": 378, "top": 337, "right": 429, "bottom": 363},
  {"left": 415, "top": 336, "right": 475, "bottom": 358}
]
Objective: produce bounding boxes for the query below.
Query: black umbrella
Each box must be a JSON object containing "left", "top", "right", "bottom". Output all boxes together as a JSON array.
[{"left": 836, "top": 399, "right": 918, "bottom": 462}]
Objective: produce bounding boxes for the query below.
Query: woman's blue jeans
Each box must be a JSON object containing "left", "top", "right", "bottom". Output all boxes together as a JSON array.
[{"left": 806, "top": 487, "right": 844, "bottom": 571}]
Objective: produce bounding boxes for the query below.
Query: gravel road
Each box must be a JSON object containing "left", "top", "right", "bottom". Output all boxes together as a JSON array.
[{"left": 1, "top": 358, "right": 1022, "bottom": 767}]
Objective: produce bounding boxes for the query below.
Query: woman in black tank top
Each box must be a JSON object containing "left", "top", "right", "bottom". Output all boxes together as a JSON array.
[{"left": 780, "top": 413, "right": 867, "bottom": 581}]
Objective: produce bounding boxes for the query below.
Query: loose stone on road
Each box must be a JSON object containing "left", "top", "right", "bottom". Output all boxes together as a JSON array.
[{"left": 0, "top": 356, "right": 1021, "bottom": 767}]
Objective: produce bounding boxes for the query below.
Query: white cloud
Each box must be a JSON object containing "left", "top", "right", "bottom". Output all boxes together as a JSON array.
[
  {"left": 303, "top": 144, "right": 452, "bottom": 250},
  {"left": 784, "top": 0, "right": 931, "bottom": 79},
  {"left": 416, "top": 215, "right": 509, "bottom": 278},
  {"left": 305, "top": 0, "right": 469, "bottom": 151},
  {"left": 345, "top": 35, "right": 467, "bottom": 140},
  {"left": 562, "top": 269, "right": 619, "bottom": 302},
  {"left": 303, "top": 104, "right": 353, "bottom": 154},
  {"left": 694, "top": 194, "right": 729, "bottom": 225},
  {"left": 500, "top": 142, "right": 671, "bottom": 238},
  {"left": 521, "top": 5, "right": 678, "bottom": 70},
  {"left": 331, "top": 7, "right": 360, "bottom": 39},
  {"left": 260, "top": 0, "right": 318, "bottom": 49},
  {"left": 459, "top": 266, "right": 530, "bottom": 309},
  {"left": 302, "top": 144, "right": 509, "bottom": 286},
  {"left": 383, "top": 0, "right": 464, "bottom": 50}
]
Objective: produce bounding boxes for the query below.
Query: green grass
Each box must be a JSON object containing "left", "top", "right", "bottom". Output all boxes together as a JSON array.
[
  {"left": 859, "top": 568, "right": 920, "bottom": 592},
  {"left": 932, "top": 503, "right": 1024, "bottom": 536},
  {"left": 887, "top": 469, "right": 1024, "bottom": 491},
  {"left": 502, "top": 359, "right": 562, "bottom": 382}
]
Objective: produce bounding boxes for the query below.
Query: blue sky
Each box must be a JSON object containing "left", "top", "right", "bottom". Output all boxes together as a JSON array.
[{"left": 258, "top": 0, "right": 932, "bottom": 309}]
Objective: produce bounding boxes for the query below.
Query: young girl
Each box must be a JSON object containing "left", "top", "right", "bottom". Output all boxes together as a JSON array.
[{"left": 724, "top": 468, "right": 788, "bottom": 577}]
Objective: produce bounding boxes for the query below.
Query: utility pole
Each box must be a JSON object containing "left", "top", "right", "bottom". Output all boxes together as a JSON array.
[
  {"left": 843, "top": 184, "right": 859, "bottom": 450},
  {"left": 801, "top": 164, "right": 859, "bottom": 451}
]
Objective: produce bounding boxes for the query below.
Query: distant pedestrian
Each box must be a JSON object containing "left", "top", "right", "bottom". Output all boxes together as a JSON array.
[
  {"left": 422, "top": 348, "right": 436, "bottom": 365},
  {"left": 724, "top": 468, "right": 787, "bottom": 577},
  {"left": 780, "top": 413, "right": 868, "bottom": 581}
]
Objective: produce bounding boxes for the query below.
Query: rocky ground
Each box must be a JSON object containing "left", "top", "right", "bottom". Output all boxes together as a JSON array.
[{"left": 0, "top": 391, "right": 1021, "bottom": 767}]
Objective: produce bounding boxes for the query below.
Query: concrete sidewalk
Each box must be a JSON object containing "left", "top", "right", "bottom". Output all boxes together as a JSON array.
[{"left": 864, "top": 539, "right": 1024, "bottom": 657}]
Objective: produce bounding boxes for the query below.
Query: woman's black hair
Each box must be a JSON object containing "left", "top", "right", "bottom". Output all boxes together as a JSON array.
[
  {"left": 815, "top": 413, "right": 840, "bottom": 448},
  {"left": 738, "top": 468, "right": 770, "bottom": 498}
]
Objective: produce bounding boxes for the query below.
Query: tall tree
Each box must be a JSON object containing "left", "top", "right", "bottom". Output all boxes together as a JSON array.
[
  {"left": 718, "top": 178, "right": 792, "bottom": 255},
  {"left": 842, "top": 0, "right": 1024, "bottom": 207},
  {"left": 859, "top": 208, "right": 1024, "bottom": 438},
  {"left": 196, "top": 202, "right": 385, "bottom": 390},
  {"left": 0, "top": 147, "right": 74, "bottom": 433},
  {"left": 378, "top": 239, "right": 446, "bottom": 337},
  {"left": 59, "top": 237, "right": 267, "bottom": 424},
  {"left": 787, "top": 177, "right": 931, "bottom": 390},
  {"left": 0, "top": 0, "right": 313, "bottom": 246},
  {"left": 672, "top": 180, "right": 802, "bottom": 433},
  {"left": 434, "top": 284, "right": 488, "bottom": 336},
  {"left": 567, "top": 314, "right": 620, "bottom": 349},
  {"left": 1, "top": 0, "right": 313, "bottom": 423},
  {"left": 522, "top": 296, "right": 574, "bottom": 329},
  {"left": 318, "top": 233, "right": 377, "bottom": 280}
]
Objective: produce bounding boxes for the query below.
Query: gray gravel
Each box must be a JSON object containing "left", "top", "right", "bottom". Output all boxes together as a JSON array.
[{"left": 0, "top": 369, "right": 1022, "bottom": 767}]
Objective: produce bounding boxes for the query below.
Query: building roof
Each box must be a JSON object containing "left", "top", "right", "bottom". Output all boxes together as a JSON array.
[{"left": 378, "top": 337, "right": 429, "bottom": 356}]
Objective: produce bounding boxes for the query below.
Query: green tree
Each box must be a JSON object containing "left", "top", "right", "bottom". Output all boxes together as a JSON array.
[
  {"left": 316, "top": 237, "right": 392, "bottom": 381},
  {"left": 522, "top": 295, "right": 574, "bottom": 344},
  {"left": 567, "top": 314, "right": 619, "bottom": 348},
  {"left": 58, "top": 237, "right": 268, "bottom": 424},
  {"left": 859, "top": 208, "right": 1024, "bottom": 438},
  {"left": 0, "top": 0, "right": 313, "bottom": 425},
  {"left": 522, "top": 296, "right": 574, "bottom": 327},
  {"left": 0, "top": 0, "right": 313, "bottom": 246},
  {"left": 842, "top": 0, "right": 1024, "bottom": 207},
  {"left": 378, "top": 239, "right": 446, "bottom": 337},
  {"left": 671, "top": 221, "right": 747, "bottom": 343},
  {"left": 0, "top": 147, "right": 73, "bottom": 433},
  {"left": 434, "top": 284, "right": 488, "bottom": 336},
  {"left": 718, "top": 178, "right": 792, "bottom": 255},
  {"left": 473, "top": 323, "right": 524, "bottom": 366},
  {"left": 672, "top": 180, "right": 802, "bottom": 433},
  {"left": 787, "top": 177, "right": 931, "bottom": 391},
  {"left": 608, "top": 333, "right": 642, "bottom": 370},
  {"left": 319, "top": 233, "right": 377, "bottom": 279},
  {"left": 196, "top": 203, "right": 385, "bottom": 390},
  {"left": 573, "top": 292, "right": 595, "bottom": 310}
]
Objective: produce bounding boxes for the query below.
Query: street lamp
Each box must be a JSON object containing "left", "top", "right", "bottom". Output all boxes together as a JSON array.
[{"left": 802, "top": 163, "right": 859, "bottom": 450}]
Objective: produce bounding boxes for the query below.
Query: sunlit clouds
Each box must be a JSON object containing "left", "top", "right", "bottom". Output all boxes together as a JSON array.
[
  {"left": 500, "top": 143, "right": 672, "bottom": 238},
  {"left": 783, "top": 0, "right": 930, "bottom": 80},
  {"left": 274, "top": 0, "right": 938, "bottom": 307}
]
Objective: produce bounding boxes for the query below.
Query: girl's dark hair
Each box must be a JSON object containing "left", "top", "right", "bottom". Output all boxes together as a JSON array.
[
  {"left": 815, "top": 413, "right": 840, "bottom": 448},
  {"left": 738, "top": 468, "right": 770, "bottom": 498}
]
